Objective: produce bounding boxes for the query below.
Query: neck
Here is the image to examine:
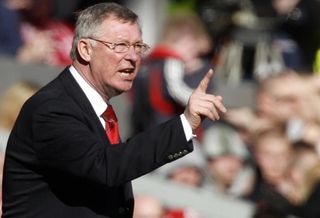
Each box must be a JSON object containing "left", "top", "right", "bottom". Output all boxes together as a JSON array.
[{"left": 72, "top": 61, "right": 110, "bottom": 102}]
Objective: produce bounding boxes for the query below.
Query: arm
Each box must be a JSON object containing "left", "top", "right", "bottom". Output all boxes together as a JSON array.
[
  {"left": 163, "top": 58, "right": 193, "bottom": 106},
  {"left": 32, "top": 98, "right": 192, "bottom": 187}
]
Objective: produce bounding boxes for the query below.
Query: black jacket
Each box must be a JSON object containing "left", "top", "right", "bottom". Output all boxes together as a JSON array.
[{"left": 2, "top": 68, "right": 193, "bottom": 218}]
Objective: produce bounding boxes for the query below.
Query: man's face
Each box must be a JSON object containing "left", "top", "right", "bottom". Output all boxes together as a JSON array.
[
  {"left": 255, "top": 136, "right": 292, "bottom": 185},
  {"left": 88, "top": 18, "right": 143, "bottom": 99},
  {"left": 208, "top": 155, "right": 243, "bottom": 186},
  {"left": 169, "top": 166, "right": 203, "bottom": 187}
]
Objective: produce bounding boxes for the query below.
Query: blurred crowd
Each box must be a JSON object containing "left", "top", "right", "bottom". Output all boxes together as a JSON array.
[
  {"left": 0, "top": 0, "right": 123, "bottom": 66},
  {"left": 1, "top": 0, "right": 320, "bottom": 217}
]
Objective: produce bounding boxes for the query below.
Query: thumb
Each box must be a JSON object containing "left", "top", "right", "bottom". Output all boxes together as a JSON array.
[{"left": 195, "top": 69, "right": 214, "bottom": 93}]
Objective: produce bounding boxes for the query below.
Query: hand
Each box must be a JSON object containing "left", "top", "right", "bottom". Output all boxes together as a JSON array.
[
  {"left": 223, "top": 107, "right": 256, "bottom": 129},
  {"left": 184, "top": 69, "right": 227, "bottom": 130}
]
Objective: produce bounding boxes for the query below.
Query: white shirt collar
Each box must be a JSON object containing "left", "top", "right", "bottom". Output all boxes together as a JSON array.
[{"left": 69, "top": 65, "right": 107, "bottom": 119}]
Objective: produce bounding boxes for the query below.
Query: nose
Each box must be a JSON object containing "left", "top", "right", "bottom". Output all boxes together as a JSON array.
[{"left": 124, "top": 46, "right": 140, "bottom": 62}]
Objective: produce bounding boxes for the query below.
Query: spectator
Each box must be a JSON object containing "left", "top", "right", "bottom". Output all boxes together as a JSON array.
[
  {"left": 133, "top": 195, "right": 164, "bottom": 218},
  {"left": 130, "top": 11, "right": 213, "bottom": 137},
  {"left": 202, "top": 123, "right": 254, "bottom": 198},
  {"left": 250, "top": 129, "right": 294, "bottom": 217},
  {"left": 156, "top": 142, "right": 207, "bottom": 188},
  {"left": 223, "top": 70, "right": 311, "bottom": 145},
  {"left": 16, "top": 0, "right": 74, "bottom": 67},
  {"left": 255, "top": 71, "right": 300, "bottom": 123},
  {"left": 284, "top": 74, "right": 320, "bottom": 155},
  {"left": 252, "top": 73, "right": 320, "bottom": 152}
]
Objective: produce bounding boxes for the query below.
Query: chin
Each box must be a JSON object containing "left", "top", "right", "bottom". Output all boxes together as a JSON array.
[
  {"left": 121, "top": 82, "right": 133, "bottom": 91},
  {"left": 111, "top": 81, "right": 132, "bottom": 95}
]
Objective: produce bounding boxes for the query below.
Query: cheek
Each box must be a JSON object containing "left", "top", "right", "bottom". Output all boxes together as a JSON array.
[
  {"left": 98, "top": 57, "right": 121, "bottom": 81},
  {"left": 98, "top": 65, "right": 114, "bottom": 84},
  {"left": 210, "top": 161, "right": 228, "bottom": 174},
  {"left": 256, "top": 154, "right": 272, "bottom": 170},
  {"left": 291, "top": 170, "right": 304, "bottom": 185}
]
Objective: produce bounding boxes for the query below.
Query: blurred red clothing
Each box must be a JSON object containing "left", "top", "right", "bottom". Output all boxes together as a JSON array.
[
  {"left": 164, "top": 208, "right": 202, "bottom": 218},
  {"left": 20, "top": 20, "right": 74, "bottom": 67}
]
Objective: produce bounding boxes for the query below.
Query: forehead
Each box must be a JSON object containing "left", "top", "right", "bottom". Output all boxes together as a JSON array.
[
  {"left": 256, "top": 136, "right": 290, "bottom": 152},
  {"left": 98, "top": 17, "right": 142, "bottom": 41}
]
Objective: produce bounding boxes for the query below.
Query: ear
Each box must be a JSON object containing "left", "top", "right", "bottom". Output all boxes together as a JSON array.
[{"left": 77, "top": 39, "right": 92, "bottom": 62}]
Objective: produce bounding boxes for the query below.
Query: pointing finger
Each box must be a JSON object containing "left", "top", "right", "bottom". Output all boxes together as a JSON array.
[{"left": 195, "top": 69, "right": 214, "bottom": 93}]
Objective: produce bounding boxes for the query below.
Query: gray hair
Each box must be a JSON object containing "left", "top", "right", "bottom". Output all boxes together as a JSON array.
[{"left": 70, "top": 2, "right": 140, "bottom": 60}]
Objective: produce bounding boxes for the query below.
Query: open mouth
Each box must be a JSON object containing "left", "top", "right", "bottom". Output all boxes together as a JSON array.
[{"left": 119, "top": 68, "right": 135, "bottom": 79}]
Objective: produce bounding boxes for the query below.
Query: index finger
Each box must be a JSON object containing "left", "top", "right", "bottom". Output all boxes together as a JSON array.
[{"left": 195, "top": 69, "right": 214, "bottom": 93}]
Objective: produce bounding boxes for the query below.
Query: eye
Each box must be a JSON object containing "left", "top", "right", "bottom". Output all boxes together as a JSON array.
[
  {"left": 135, "top": 43, "right": 149, "bottom": 53},
  {"left": 116, "top": 42, "right": 128, "bottom": 47},
  {"left": 135, "top": 44, "right": 144, "bottom": 49},
  {"left": 114, "top": 42, "right": 129, "bottom": 52}
]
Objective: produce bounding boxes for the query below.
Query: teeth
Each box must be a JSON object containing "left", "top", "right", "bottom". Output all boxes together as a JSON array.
[
  {"left": 120, "top": 68, "right": 134, "bottom": 73},
  {"left": 120, "top": 72, "right": 130, "bottom": 78}
]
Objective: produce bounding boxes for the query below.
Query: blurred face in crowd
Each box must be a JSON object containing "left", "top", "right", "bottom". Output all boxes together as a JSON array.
[
  {"left": 169, "top": 166, "right": 203, "bottom": 187},
  {"left": 272, "top": 0, "right": 301, "bottom": 15},
  {"left": 133, "top": 195, "right": 164, "bottom": 218},
  {"left": 77, "top": 17, "right": 143, "bottom": 100},
  {"left": 256, "top": 73, "right": 305, "bottom": 123},
  {"left": 208, "top": 155, "right": 244, "bottom": 189},
  {"left": 254, "top": 134, "right": 292, "bottom": 185},
  {"left": 162, "top": 13, "right": 212, "bottom": 63},
  {"left": 172, "top": 34, "right": 210, "bottom": 63}
]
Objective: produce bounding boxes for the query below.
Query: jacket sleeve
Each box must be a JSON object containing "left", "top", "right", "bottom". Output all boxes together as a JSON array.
[{"left": 32, "top": 98, "right": 193, "bottom": 187}]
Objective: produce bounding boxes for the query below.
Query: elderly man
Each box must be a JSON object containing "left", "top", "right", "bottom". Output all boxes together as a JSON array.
[{"left": 2, "top": 2, "right": 226, "bottom": 218}]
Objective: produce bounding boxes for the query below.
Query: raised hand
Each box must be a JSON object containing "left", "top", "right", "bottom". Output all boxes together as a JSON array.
[{"left": 184, "top": 69, "right": 227, "bottom": 130}]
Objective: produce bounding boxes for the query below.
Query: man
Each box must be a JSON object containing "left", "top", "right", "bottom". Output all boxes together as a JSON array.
[{"left": 2, "top": 2, "right": 226, "bottom": 218}]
